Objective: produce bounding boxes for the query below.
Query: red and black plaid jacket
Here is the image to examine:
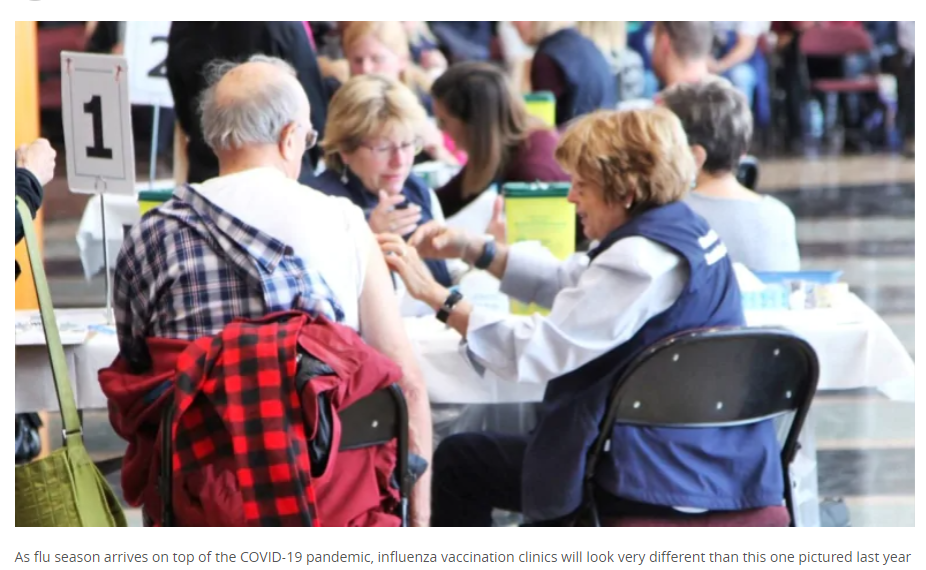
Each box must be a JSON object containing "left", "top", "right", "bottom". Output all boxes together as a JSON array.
[{"left": 100, "top": 311, "right": 404, "bottom": 527}]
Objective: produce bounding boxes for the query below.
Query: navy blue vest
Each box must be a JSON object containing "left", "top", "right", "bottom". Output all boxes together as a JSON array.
[
  {"left": 313, "top": 169, "right": 453, "bottom": 287},
  {"left": 521, "top": 201, "right": 783, "bottom": 522},
  {"left": 536, "top": 28, "right": 617, "bottom": 126}
]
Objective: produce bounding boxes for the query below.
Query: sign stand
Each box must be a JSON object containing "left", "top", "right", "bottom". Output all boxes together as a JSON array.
[
  {"left": 95, "top": 179, "right": 114, "bottom": 324},
  {"left": 61, "top": 52, "right": 137, "bottom": 326},
  {"left": 149, "top": 106, "right": 160, "bottom": 189}
]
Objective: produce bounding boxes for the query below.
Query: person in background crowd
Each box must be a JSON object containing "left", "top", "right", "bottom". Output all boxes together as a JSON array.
[
  {"left": 342, "top": 22, "right": 433, "bottom": 103},
  {"left": 341, "top": 21, "right": 458, "bottom": 164},
  {"left": 166, "top": 22, "right": 329, "bottom": 186},
  {"left": 895, "top": 21, "right": 914, "bottom": 158},
  {"left": 15, "top": 139, "right": 56, "bottom": 277},
  {"left": 627, "top": 22, "right": 659, "bottom": 98},
  {"left": 662, "top": 79, "right": 800, "bottom": 272},
  {"left": 428, "top": 21, "right": 497, "bottom": 63},
  {"left": 514, "top": 21, "right": 616, "bottom": 127},
  {"left": 402, "top": 22, "right": 448, "bottom": 75},
  {"left": 14, "top": 138, "right": 56, "bottom": 466},
  {"left": 576, "top": 21, "right": 645, "bottom": 105},
  {"left": 114, "top": 57, "right": 433, "bottom": 525},
  {"left": 314, "top": 75, "right": 467, "bottom": 315},
  {"left": 709, "top": 22, "right": 771, "bottom": 113},
  {"left": 651, "top": 21, "right": 714, "bottom": 91},
  {"left": 430, "top": 62, "right": 569, "bottom": 219},
  {"left": 312, "top": 21, "right": 350, "bottom": 84},
  {"left": 380, "top": 108, "right": 781, "bottom": 527}
]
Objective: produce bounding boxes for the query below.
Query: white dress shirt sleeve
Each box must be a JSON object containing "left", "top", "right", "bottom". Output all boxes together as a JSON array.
[
  {"left": 465, "top": 237, "right": 689, "bottom": 384},
  {"left": 498, "top": 241, "right": 590, "bottom": 309}
]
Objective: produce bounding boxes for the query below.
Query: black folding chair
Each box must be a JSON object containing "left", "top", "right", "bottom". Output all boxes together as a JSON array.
[
  {"left": 737, "top": 155, "right": 760, "bottom": 191},
  {"left": 577, "top": 327, "right": 819, "bottom": 527},
  {"left": 159, "top": 383, "right": 411, "bottom": 527}
]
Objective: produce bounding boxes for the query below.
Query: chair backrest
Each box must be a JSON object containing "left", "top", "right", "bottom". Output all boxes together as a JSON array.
[
  {"left": 799, "top": 26, "right": 873, "bottom": 58},
  {"left": 335, "top": 383, "right": 412, "bottom": 527},
  {"left": 602, "top": 327, "right": 817, "bottom": 431},
  {"left": 737, "top": 156, "right": 760, "bottom": 190},
  {"left": 582, "top": 327, "right": 819, "bottom": 526},
  {"left": 339, "top": 384, "right": 406, "bottom": 451}
]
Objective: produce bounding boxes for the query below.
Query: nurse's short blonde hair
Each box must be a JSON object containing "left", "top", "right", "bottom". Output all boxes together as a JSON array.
[{"left": 555, "top": 108, "right": 695, "bottom": 214}]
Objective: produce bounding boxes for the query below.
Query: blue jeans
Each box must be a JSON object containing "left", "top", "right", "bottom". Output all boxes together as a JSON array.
[{"left": 724, "top": 63, "right": 757, "bottom": 108}]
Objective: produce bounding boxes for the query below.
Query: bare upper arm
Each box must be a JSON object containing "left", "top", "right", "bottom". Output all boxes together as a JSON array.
[{"left": 358, "top": 232, "right": 425, "bottom": 385}]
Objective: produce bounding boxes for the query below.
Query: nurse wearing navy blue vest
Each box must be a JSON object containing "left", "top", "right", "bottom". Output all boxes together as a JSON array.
[
  {"left": 380, "top": 108, "right": 784, "bottom": 526},
  {"left": 315, "top": 75, "right": 465, "bottom": 314}
]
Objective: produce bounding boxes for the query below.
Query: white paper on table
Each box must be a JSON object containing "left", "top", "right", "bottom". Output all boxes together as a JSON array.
[
  {"left": 457, "top": 270, "right": 510, "bottom": 314},
  {"left": 14, "top": 309, "right": 111, "bottom": 346},
  {"left": 444, "top": 187, "right": 498, "bottom": 235}
]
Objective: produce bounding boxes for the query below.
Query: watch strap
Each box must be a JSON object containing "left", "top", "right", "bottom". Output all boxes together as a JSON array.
[{"left": 436, "top": 290, "right": 464, "bottom": 323}]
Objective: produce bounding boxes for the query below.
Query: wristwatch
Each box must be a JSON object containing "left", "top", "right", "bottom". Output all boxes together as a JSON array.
[
  {"left": 436, "top": 290, "right": 464, "bottom": 324},
  {"left": 474, "top": 236, "right": 497, "bottom": 270}
]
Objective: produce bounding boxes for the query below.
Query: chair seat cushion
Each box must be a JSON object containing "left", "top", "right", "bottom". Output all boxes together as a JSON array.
[
  {"left": 812, "top": 77, "right": 879, "bottom": 93},
  {"left": 602, "top": 506, "right": 790, "bottom": 527}
]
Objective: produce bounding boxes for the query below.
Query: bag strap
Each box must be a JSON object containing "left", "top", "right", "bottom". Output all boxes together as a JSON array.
[{"left": 16, "top": 197, "right": 83, "bottom": 447}]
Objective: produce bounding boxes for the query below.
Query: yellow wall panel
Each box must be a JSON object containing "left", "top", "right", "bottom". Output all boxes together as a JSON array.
[{"left": 15, "top": 21, "right": 41, "bottom": 310}]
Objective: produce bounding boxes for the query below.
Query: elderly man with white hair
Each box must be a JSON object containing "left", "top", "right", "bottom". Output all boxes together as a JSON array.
[{"left": 113, "top": 56, "right": 432, "bottom": 526}]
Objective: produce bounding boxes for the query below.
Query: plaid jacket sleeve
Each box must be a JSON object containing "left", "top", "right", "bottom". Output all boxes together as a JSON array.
[{"left": 114, "top": 224, "right": 154, "bottom": 371}]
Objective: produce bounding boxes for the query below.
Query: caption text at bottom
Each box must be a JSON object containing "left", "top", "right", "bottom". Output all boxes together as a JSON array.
[{"left": 14, "top": 550, "right": 914, "bottom": 565}]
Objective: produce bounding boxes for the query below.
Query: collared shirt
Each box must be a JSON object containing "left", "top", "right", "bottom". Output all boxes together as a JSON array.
[
  {"left": 114, "top": 183, "right": 346, "bottom": 370},
  {"left": 464, "top": 237, "right": 688, "bottom": 385}
]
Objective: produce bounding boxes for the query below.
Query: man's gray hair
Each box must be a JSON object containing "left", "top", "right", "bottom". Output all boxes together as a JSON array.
[
  {"left": 661, "top": 78, "right": 753, "bottom": 174},
  {"left": 198, "top": 55, "right": 303, "bottom": 152}
]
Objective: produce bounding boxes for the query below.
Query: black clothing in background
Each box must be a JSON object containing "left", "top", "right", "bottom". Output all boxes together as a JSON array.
[
  {"left": 15, "top": 168, "right": 43, "bottom": 280},
  {"left": 167, "top": 22, "right": 329, "bottom": 186}
]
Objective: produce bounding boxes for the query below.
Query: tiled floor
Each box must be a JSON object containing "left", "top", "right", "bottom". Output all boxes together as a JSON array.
[{"left": 32, "top": 153, "right": 915, "bottom": 527}]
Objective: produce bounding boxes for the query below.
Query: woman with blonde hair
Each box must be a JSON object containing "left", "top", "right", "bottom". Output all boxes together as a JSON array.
[
  {"left": 314, "top": 74, "right": 465, "bottom": 314},
  {"left": 342, "top": 21, "right": 434, "bottom": 109},
  {"left": 380, "top": 108, "right": 782, "bottom": 526},
  {"left": 513, "top": 21, "right": 616, "bottom": 126}
]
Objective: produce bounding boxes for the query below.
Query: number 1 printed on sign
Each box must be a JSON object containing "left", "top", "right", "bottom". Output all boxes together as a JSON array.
[{"left": 83, "top": 95, "right": 113, "bottom": 159}]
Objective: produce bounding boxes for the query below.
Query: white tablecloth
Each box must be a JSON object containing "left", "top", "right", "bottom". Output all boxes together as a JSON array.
[{"left": 14, "top": 294, "right": 915, "bottom": 413}]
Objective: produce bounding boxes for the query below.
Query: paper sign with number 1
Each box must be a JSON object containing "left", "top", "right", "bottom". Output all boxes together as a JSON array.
[{"left": 60, "top": 52, "right": 137, "bottom": 196}]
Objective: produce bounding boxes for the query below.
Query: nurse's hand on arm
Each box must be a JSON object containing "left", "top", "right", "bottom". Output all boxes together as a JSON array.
[{"left": 378, "top": 222, "right": 509, "bottom": 337}]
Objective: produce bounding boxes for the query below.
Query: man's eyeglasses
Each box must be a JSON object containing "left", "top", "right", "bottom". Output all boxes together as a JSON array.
[
  {"left": 306, "top": 128, "right": 318, "bottom": 149},
  {"left": 360, "top": 138, "right": 423, "bottom": 159}
]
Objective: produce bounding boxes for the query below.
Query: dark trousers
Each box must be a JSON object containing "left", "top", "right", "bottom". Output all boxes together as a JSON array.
[
  {"left": 431, "top": 433, "right": 525, "bottom": 527},
  {"left": 431, "top": 432, "right": 697, "bottom": 527},
  {"left": 897, "top": 55, "right": 915, "bottom": 140}
]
